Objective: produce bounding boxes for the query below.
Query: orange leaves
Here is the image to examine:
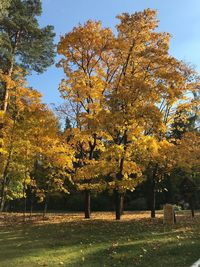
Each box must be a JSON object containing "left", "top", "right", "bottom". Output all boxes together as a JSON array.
[
  {"left": 0, "top": 72, "right": 16, "bottom": 89},
  {"left": 175, "top": 132, "right": 200, "bottom": 171},
  {"left": 122, "top": 161, "right": 142, "bottom": 179},
  {"left": 116, "top": 9, "right": 158, "bottom": 43},
  {"left": 57, "top": 9, "right": 199, "bottom": 195},
  {"left": 57, "top": 20, "right": 115, "bottom": 121},
  {"left": 0, "top": 67, "right": 74, "bottom": 201},
  {"left": 58, "top": 20, "right": 113, "bottom": 60}
]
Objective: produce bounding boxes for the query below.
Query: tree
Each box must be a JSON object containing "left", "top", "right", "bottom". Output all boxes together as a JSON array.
[
  {"left": 100, "top": 9, "right": 199, "bottom": 219},
  {"left": 159, "top": 91, "right": 200, "bottom": 215},
  {"left": 57, "top": 20, "right": 115, "bottom": 218},
  {"left": 0, "top": 68, "right": 74, "bottom": 212},
  {"left": 58, "top": 9, "right": 199, "bottom": 220},
  {"left": 0, "top": 0, "right": 55, "bottom": 160},
  {"left": 144, "top": 82, "right": 199, "bottom": 217},
  {"left": 0, "top": 0, "right": 55, "bottom": 76},
  {"left": 176, "top": 131, "right": 200, "bottom": 217}
]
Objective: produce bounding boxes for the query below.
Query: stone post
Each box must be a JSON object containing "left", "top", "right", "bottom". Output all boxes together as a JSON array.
[{"left": 163, "top": 204, "right": 175, "bottom": 225}]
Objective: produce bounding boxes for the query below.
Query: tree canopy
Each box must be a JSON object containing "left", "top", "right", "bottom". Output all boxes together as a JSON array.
[{"left": 0, "top": 5, "right": 199, "bottom": 220}]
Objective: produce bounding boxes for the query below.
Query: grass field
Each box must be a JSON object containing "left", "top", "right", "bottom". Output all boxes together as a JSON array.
[{"left": 0, "top": 211, "right": 199, "bottom": 267}]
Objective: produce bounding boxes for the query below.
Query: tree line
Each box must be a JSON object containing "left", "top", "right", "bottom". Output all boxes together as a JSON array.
[{"left": 0, "top": 1, "right": 199, "bottom": 220}]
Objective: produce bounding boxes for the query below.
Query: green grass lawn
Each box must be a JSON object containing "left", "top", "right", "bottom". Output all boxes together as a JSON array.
[{"left": 0, "top": 211, "right": 199, "bottom": 267}]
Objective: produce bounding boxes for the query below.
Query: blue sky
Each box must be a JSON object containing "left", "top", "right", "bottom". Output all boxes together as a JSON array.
[{"left": 27, "top": 0, "right": 200, "bottom": 106}]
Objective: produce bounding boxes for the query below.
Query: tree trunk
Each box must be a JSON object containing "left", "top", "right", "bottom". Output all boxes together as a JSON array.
[
  {"left": 150, "top": 191, "right": 156, "bottom": 218},
  {"left": 0, "top": 31, "right": 20, "bottom": 159},
  {"left": 115, "top": 190, "right": 123, "bottom": 220},
  {"left": 190, "top": 198, "right": 195, "bottom": 218},
  {"left": 191, "top": 208, "right": 195, "bottom": 218},
  {"left": 0, "top": 172, "right": 7, "bottom": 211},
  {"left": 1, "top": 31, "right": 20, "bottom": 114},
  {"left": 29, "top": 191, "right": 33, "bottom": 218},
  {"left": 84, "top": 190, "right": 91, "bottom": 219},
  {"left": 2, "top": 56, "right": 15, "bottom": 114},
  {"left": 0, "top": 118, "right": 16, "bottom": 211},
  {"left": 0, "top": 191, "right": 5, "bottom": 212},
  {"left": 150, "top": 167, "right": 157, "bottom": 218},
  {"left": 149, "top": 178, "right": 156, "bottom": 218},
  {"left": 23, "top": 196, "right": 27, "bottom": 222},
  {"left": 120, "top": 193, "right": 124, "bottom": 215},
  {"left": 23, "top": 178, "right": 27, "bottom": 222},
  {"left": 43, "top": 189, "right": 50, "bottom": 219},
  {"left": 115, "top": 130, "right": 127, "bottom": 220},
  {"left": 174, "top": 210, "right": 177, "bottom": 223},
  {"left": 82, "top": 134, "right": 97, "bottom": 220},
  {"left": 43, "top": 197, "right": 48, "bottom": 219},
  {"left": 0, "top": 166, "right": 9, "bottom": 212}
]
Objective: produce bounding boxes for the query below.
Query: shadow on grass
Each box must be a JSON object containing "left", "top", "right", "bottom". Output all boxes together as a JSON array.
[{"left": 0, "top": 215, "right": 199, "bottom": 267}]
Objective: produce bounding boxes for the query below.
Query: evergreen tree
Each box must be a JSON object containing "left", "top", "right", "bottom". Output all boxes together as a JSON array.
[{"left": 0, "top": 0, "right": 55, "bottom": 113}]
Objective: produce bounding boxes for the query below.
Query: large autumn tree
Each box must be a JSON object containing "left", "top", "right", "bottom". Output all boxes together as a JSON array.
[
  {"left": 57, "top": 20, "right": 115, "bottom": 218},
  {"left": 58, "top": 9, "right": 199, "bottom": 220}
]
